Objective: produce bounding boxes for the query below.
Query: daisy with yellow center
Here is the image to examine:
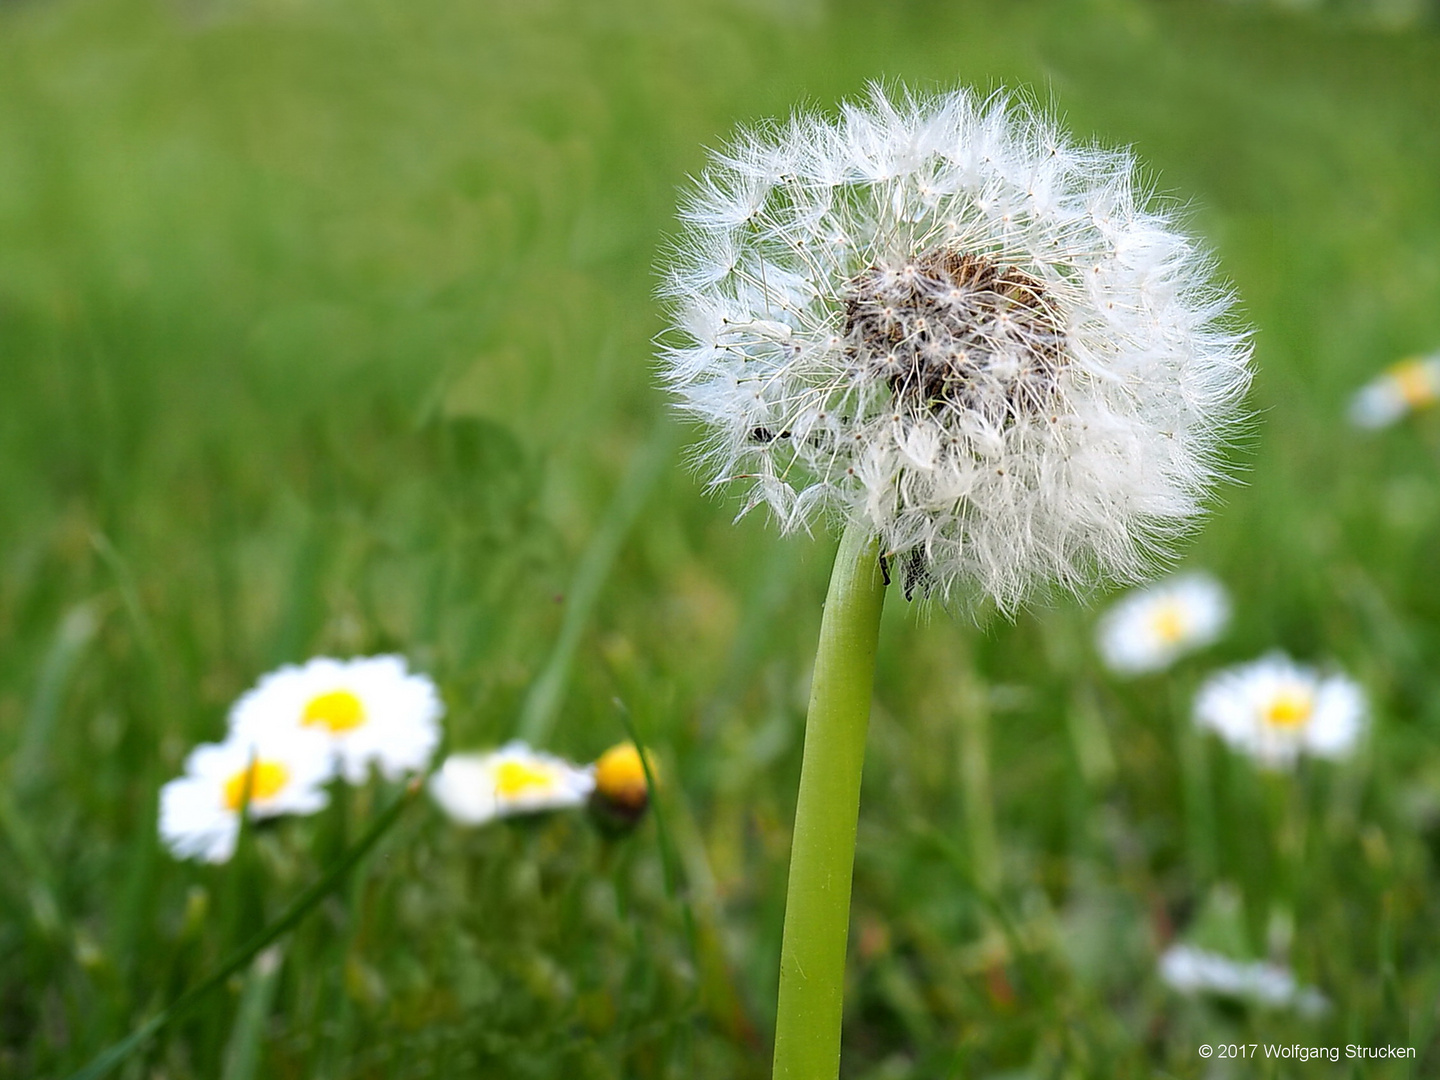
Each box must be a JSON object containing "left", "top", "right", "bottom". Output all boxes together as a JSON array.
[
  {"left": 1263, "top": 689, "right": 1314, "bottom": 729},
  {"left": 302, "top": 689, "right": 367, "bottom": 732},
  {"left": 159, "top": 729, "right": 334, "bottom": 863},
  {"left": 230, "top": 656, "right": 442, "bottom": 783},
  {"left": 221, "top": 759, "right": 292, "bottom": 810},
  {"left": 1393, "top": 359, "right": 1440, "bottom": 409},
  {"left": 1096, "top": 572, "right": 1230, "bottom": 676},
  {"left": 1149, "top": 603, "right": 1188, "bottom": 645},
  {"left": 1348, "top": 353, "right": 1440, "bottom": 429},
  {"left": 1193, "top": 653, "right": 1366, "bottom": 770},
  {"left": 427, "top": 742, "right": 595, "bottom": 826}
]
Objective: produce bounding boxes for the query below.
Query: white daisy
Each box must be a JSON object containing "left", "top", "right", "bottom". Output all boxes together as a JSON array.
[
  {"left": 1348, "top": 354, "right": 1440, "bottom": 429},
  {"left": 1096, "top": 571, "right": 1229, "bottom": 675},
  {"left": 1193, "top": 653, "right": 1366, "bottom": 769},
  {"left": 1159, "top": 945, "right": 1328, "bottom": 1016},
  {"left": 230, "top": 655, "right": 442, "bottom": 784},
  {"left": 428, "top": 742, "right": 595, "bottom": 826},
  {"left": 659, "top": 85, "right": 1252, "bottom": 609},
  {"left": 159, "top": 728, "right": 334, "bottom": 863}
]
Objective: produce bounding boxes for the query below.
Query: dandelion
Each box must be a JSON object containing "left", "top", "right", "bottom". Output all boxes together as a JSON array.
[
  {"left": 1348, "top": 353, "right": 1440, "bottom": 429},
  {"left": 659, "top": 85, "right": 1252, "bottom": 1077},
  {"left": 159, "top": 728, "right": 334, "bottom": 863},
  {"left": 1194, "top": 653, "right": 1366, "bottom": 769},
  {"left": 428, "top": 742, "right": 595, "bottom": 826},
  {"left": 661, "top": 84, "right": 1251, "bottom": 612},
  {"left": 589, "top": 742, "right": 656, "bottom": 830},
  {"left": 1096, "top": 571, "right": 1229, "bottom": 675},
  {"left": 230, "top": 656, "right": 442, "bottom": 784},
  {"left": 1159, "top": 944, "right": 1329, "bottom": 1016}
]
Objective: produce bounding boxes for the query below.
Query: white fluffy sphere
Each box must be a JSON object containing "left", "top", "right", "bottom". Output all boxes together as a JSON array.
[{"left": 659, "top": 86, "right": 1252, "bottom": 609}]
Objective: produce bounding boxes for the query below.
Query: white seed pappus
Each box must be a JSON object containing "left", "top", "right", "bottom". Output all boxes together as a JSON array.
[{"left": 659, "top": 86, "right": 1252, "bottom": 609}]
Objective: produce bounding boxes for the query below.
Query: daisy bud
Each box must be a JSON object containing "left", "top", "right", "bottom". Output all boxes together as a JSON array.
[
  {"left": 660, "top": 85, "right": 1253, "bottom": 610},
  {"left": 588, "top": 742, "right": 657, "bottom": 832}
]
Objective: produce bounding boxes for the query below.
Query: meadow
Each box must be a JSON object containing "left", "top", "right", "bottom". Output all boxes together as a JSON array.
[{"left": 2, "top": 0, "right": 1440, "bottom": 1076}]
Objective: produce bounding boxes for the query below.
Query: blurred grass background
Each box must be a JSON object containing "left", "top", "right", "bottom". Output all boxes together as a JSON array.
[{"left": 2, "top": 0, "right": 1440, "bottom": 1076}]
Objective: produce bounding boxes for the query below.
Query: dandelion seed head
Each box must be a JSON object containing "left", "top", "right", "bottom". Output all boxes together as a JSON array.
[{"left": 660, "top": 85, "right": 1253, "bottom": 609}]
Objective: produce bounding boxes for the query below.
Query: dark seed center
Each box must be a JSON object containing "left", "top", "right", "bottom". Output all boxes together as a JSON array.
[{"left": 843, "top": 249, "right": 1066, "bottom": 421}]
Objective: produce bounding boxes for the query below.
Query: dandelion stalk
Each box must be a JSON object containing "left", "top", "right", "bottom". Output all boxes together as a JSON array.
[
  {"left": 659, "top": 85, "right": 1253, "bottom": 1079},
  {"left": 773, "top": 521, "right": 887, "bottom": 1080}
]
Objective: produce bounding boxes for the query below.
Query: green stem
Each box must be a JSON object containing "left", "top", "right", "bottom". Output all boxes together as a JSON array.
[
  {"left": 954, "top": 661, "right": 999, "bottom": 897},
  {"left": 773, "top": 521, "right": 887, "bottom": 1080}
]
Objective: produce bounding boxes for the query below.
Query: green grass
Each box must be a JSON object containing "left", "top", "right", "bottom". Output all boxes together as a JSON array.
[{"left": 2, "top": 0, "right": 1440, "bottom": 1076}]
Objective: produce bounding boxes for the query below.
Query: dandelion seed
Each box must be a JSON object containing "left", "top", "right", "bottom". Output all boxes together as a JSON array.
[
  {"left": 428, "top": 742, "right": 594, "bottom": 826},
  {"left": 159, "top": 729, "right": 334, "bottom": 863},
  {"left": 1193, "top": 653, "right": 1365, "bottom": 769},
  {"left": 230, "top": 656, "right": 442, "bottom": 784},
  {"left": 1159, "top": 944, "right": 1329, "bottom": 1016},
  {"left": 1096, "top": 571, "right": 1229, "bottom": 675},
  {"left": 660, "top": 84, "right": 1252, "bottom": 610},
  {"left": 1348, "top": 353, "right": 1440, "bottom": 429}
]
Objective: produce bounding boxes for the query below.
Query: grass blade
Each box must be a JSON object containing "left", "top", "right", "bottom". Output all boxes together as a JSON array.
[
  {"left": 220, "top": 945, "right": 286, "bottom": 1080},
  {"left": 67, "top": 778, "right": 422, "bottom": 1080},
  {"left": 15, "top": 601, "right": 100, "bottom": 790},
  {"left": 516, "top": 422, "right": 676, "bottom": 746}
]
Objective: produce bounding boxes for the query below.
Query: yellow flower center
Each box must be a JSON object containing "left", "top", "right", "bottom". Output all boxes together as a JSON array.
[
  {"left": 1148, "top": 601, "right": 1188, "bottom": 645},
  {"left": 493, "top": 760, "right": 558, "bottom": 798},
  {"left": 594, "top": 743, "right": 654, "bottom": 810},
  {"left": 1263, "top": 690, "right": 1314, "bottom": 729},
  {"left": 223, "top": 760, "right": 291, "bottom": 811},
  {"left": 301, "top": 689, "right": 366, "bottom": 733},
  {"left": 1391, "top": 359, "right": 1439, "bottom": 409}
]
